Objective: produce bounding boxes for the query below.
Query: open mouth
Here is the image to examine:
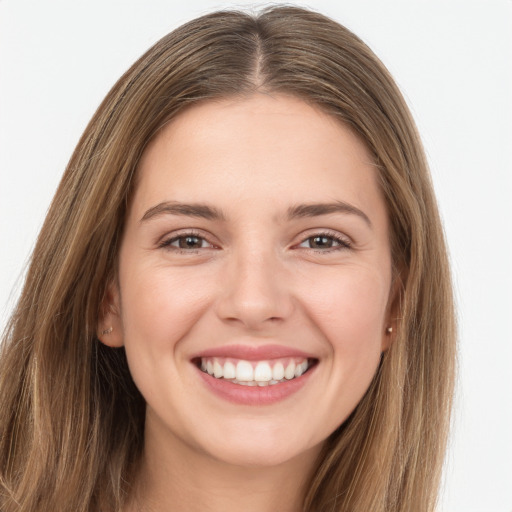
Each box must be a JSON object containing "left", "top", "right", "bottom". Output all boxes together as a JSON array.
[{"left": 193, "top": 356, "right": 318, "bottom": 387}]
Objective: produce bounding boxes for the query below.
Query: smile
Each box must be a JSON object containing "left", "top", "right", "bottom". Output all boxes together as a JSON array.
[
  {"left": 192, "top": 345, "right": 318, "bottom": 405},
  {"left": 199, "top": 357, "right": 312, "bottom": 386}
]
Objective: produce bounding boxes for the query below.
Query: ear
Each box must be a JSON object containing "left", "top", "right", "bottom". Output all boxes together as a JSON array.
[
  {"left": 97, "top": 280, "right": 124, "bottom": 347},
  {"left": 381, "top": 271, "right": 403, "bottom": 352}
]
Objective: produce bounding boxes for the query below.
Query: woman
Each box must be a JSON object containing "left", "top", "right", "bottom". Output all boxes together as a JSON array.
[{"left": 0, "top": 6, "right": 456, "bottom": 512}]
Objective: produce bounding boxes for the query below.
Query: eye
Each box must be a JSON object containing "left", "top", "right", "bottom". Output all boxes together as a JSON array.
[
  {"left": 297, "top": 232, "right": 351, "bottom": 251},
  {"left": 159, "top": 232, "right": 214, "bottom": 251},
  {"left": 173, "top": 235, "right": 207, "bottom": 249}
]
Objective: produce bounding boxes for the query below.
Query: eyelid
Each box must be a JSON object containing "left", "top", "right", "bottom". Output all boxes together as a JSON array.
[
  {"left": 157, "top": 229, "right": 219, "bottom": 251},
  {"left": 294, "top": 229, "right": 353, "bottom": 251},
  {"left": 156, "top": 228, "right": 352, "bottom": 253}
]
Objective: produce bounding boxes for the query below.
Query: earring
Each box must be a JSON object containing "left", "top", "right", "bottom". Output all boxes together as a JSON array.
[
  {"left": 385, "top": 326, "right": 393, "bottom": 334},
  {"left": 102, "top": 326, "right": 113, "bottom": 335}
]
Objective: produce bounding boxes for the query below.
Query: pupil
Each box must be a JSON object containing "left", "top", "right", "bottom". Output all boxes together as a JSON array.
[
  {"left": 311, "top": 236, "right": 332, "bottom": 248},
  {"left": 180, "top": 236, "right": 201, "bottom": 249}
]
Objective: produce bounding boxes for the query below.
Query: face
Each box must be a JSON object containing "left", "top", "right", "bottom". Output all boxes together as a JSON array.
[{"left": 100, "top": 94, "right": 395, "bottom": 468}]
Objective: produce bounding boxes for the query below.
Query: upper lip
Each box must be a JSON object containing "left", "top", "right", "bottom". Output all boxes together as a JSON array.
[{"left": 194, "top": 344, "right": 316, "bottom": 361}]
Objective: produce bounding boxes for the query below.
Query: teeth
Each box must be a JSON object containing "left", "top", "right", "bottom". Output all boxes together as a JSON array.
[
  {"left": 284, "top": 362, "right": 295, "bottom": 380},
  {"left": 272, "top": 362, "right": 285, "bottom": 381},
  {"left": 236, "top": 361, "right": 254, "bottom": 382},
  {"left": 254, "top": 362, "right": 272, "bottom": 382},
  {"left": 294, "top": 360, "right": 308, "bottom": 377},
  {"left": 213, "top": 360, "right": 223, "bottom": 378},
  {"left": 223, "top": 361, "right": 236, "bottom": 379},
  {"left": 237, "top": 380, "right": 258, "bottom": 387},
  {"left": 199, "top": 356, "right": 312, "bottom": 385}
]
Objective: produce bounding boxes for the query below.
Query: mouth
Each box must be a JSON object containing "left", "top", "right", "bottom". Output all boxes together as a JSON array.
[
  {"left": 193, "top": 356, "right": 318, "bottom": 387},
  {"left": 191, "top": 344, "right": 319, "bottom": 405}
]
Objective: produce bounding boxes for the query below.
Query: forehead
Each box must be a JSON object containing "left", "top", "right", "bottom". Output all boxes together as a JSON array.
[{"left": 131, "top": 93, "right": 386, "bottom": 225}]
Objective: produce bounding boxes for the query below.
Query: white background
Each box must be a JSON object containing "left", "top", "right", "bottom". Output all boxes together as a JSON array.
[{"left": 1, "top": 1, "right": 511, "bottom": 510}]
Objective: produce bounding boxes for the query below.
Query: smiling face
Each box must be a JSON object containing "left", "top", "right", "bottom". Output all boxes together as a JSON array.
[{"left": 100, "top": 93, "right": 395, "bottom": 469}]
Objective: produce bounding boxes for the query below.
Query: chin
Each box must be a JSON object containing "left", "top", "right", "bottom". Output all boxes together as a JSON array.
[{"left": 194, "top": 422, "right": 323, "bottom": 469}]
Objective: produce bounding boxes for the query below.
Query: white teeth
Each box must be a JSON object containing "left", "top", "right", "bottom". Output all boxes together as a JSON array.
[
  {"left": 272, "top": 362, "right": 285, "bottom": 381},
  {"left": 284, "top": 362, "right": 296, "bottom": 380},
  {"left": 236, "top": 360, "right": 254, "bottom": 382},
  {"left": 254, "top": 362, "right": 272, "bottom": 382},
  {"left": 199, "top": 357, "right": 312, "bottom": 385},
  {"left": 295, "top": 360, "right": 308, "bottom": 377},
  {"left": 223, "top": 361, "right": 236, "bottom": 379},
  {"left": 238, "top": 380, "right": 258, "bottom": 386},
  {"left": 213, "top": 360, "right": 223, "bottom": 378}
]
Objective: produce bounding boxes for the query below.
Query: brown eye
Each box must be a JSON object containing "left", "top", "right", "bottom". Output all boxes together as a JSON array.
[
  {"left": 308, "top": 236, "right": 336, "bottom": 249},
  {"left": 179, "top": 236, "right": 204, "bottom": 249},
  {"left": 297, "top": 233, "right": 351, "bottom": 251},
  {"left": 160, "top": 234, "right": 211, "bottom": 251}
]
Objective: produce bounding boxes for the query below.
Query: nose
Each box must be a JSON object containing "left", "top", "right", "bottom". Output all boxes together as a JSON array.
[{"left": 215, "top": 246, "right": 294, "bottom": 331}]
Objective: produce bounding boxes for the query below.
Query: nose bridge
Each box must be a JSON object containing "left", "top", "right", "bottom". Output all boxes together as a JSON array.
[{"left": 216, "top": 239, "right": 293, "bottom": 328}]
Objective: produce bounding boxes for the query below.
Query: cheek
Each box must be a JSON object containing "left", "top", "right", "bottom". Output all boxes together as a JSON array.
[
  {"left": 301, "top": 265, "right": 389, "bottom": 359},
  {"left": 117, "top": 264, "right": 218, "bottom": 411},
  {"left": 119, "top": 264, "right": 213, "bottom": 355}
]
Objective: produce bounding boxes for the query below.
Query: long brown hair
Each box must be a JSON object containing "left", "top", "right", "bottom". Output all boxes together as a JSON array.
[{"left": 0, "top": 6, "right": 456, "bottom": 511}]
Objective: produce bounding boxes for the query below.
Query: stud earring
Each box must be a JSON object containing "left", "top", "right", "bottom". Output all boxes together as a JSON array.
[
  {"left": 385, "top": 326, "right": 393, "bottom": 334},
  {"left": 102, "top": 326, "right": 113, "bottom": 335}
]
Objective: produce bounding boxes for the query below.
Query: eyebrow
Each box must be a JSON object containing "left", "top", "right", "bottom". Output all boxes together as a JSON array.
[
  {"left": 140, "top": 201, "right": 226, "bottom": 222},
  {"left": 140, "top": 200, "right": 372, "bottom": 227},
  {"left": 286, "top": 201, "right": 372, "bottom": 228}
]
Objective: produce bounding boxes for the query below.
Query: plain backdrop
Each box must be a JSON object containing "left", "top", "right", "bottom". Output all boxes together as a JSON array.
[{"left": 1, "top": 1, "right": 511, "bottom": 510}]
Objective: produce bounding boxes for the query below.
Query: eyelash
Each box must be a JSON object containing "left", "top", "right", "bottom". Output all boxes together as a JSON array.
[
  {"left": 158, "top": 230, "right": 352, "bottom": 254},
  {"left": 158, "top": 230, "right": 213, "bottom": 253},
  {"left": 297, "top": 231, "right": 352, "bottom": 252}
]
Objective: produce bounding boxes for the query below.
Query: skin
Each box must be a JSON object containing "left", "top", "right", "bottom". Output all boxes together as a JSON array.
[{"left": 99, "top": 93, "right": 396, "bottom": 512}]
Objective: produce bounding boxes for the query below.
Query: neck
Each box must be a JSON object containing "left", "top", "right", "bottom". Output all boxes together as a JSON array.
[{"left": 126, "top": 414, "right": 321, "bottom": 512}]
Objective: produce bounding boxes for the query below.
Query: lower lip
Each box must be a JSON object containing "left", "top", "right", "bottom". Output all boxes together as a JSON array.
[{"left": 195, "top": 364, "right": 316, "bottom": 406}]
